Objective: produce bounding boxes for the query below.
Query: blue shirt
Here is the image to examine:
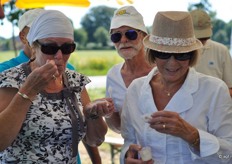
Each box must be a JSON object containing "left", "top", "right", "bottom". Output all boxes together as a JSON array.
[{"left": 0, "top": 50, "right": 75, "bottom": 72}]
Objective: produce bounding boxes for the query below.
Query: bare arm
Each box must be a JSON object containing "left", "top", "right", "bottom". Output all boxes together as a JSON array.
[
  {"left": 81, "top": 88, "right": 114, "bottom": 146},
  {"left": 105, "top": 112, "right": 121, "bottom": 134},
  {"left": 0, "top": 60, "right": 61, "bottom": 151},
  {"left": 0, "top": 88, "right": 32, "bottom": 151},
  {"left": 229, "top": 88, "right": 232, "bottom": 97}
]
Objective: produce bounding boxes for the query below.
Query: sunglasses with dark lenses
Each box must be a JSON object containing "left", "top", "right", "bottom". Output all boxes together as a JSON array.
[
  {"left": 36, "top": 41, "right": 76, "bottom": 55},
  {"left": 152, "top": 51, "right": 193, "bottom": 61},
  {"left": 110, "top": 30, "right": 139, "bottom": 43}
]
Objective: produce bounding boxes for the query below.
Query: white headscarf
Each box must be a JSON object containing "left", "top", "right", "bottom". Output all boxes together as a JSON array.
[{"left": 27, "top": 10, "right": 74, "bottom": 46}]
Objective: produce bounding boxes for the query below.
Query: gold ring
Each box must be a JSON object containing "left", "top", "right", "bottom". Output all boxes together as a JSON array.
[
  {"left": 163, "top": 124, "right": 166, "bottom": 129},
  {"left": 52, "top": 75, "right": 56, "bottom": 80}
]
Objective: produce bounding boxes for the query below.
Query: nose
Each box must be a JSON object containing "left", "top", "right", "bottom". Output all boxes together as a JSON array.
[
  {"left": 120, "top": 34, "right": 128, "bottom": 43},
  {"left": 54, "top": 49, "right": 63, "bottom": 59}
]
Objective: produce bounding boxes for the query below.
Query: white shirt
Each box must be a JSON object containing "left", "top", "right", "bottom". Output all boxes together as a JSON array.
[
  {"left": 121, "top": 67, "right": 232, "bottom": 164},
  {"left": 106, "top": 63, "right": 126, "bottom": 112}
]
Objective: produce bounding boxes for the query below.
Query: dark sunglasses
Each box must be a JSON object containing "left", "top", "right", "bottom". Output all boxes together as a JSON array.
[
  {"left": 152, "top": 51, "right": 193, "bottom": 61},
  {"left": 36, "top": 41, "right": 76, "bottom": 55},
  {"left": 110, "top": 29, "right": 139, "bottom": 43}
]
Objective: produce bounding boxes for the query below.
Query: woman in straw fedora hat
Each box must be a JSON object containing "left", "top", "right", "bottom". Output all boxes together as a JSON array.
[{"left": 120, "top": 11, "right": 232, "bottom": 164}]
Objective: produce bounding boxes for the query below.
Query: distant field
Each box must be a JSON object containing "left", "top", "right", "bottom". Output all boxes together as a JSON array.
[{"left": 0, "top": 50, "right": 123, "bottom": 76}]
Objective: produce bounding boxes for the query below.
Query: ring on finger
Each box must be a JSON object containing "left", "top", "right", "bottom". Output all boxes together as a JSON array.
[{"left": 52, "top": 74, "right": 56, "bottom": 80}]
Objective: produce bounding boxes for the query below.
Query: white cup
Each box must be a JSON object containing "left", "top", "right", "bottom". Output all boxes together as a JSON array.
[{"left": 139, "top": 146, "right": 152, "bottom": 162}]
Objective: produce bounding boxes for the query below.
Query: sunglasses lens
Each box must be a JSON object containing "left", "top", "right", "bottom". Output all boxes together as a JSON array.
[
  {"left": 38, "top": 41, "right": 76, "bottom": 55},
  {"left": 125, "top": 30, "right": 138, "bottom": 40},
  {"left": 41, "top": 44, "right": 58, "bottom": 55},
  {"left": 60, "top": 43, "right": 76, "bottom": 54},
  {"left": 175, "top": 53, "right": 192, "bottom": 61},
  {"left": 151, "top": 50, "right": 192, "bottom": 61},
  {"left": 111, "top": 33, "right": 122, "bottom": 43},
  {"left": 154, "top": 52, "right": 172, "bottom": 59}
]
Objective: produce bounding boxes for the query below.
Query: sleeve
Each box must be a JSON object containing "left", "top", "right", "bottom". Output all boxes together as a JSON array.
[{"left": 190, "top": 82, "right": 232, "bottom": 163}]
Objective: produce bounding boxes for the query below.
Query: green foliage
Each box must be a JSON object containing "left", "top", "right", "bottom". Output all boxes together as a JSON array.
[
  {"left": 74, "top": 28, "right": 88, "bottom": 48},
  {"left": 80, "top": 5, "right": 116, "bottom": 42},
  {"left": 69, "top": 50, "right": 123, "bottom": 76},
  {"left": 94, "top": 27, "right": 109, "bottom": 47}
]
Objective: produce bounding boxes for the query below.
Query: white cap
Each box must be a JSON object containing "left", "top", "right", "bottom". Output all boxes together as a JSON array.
[
  {"left": 18, "top": 8, "right": 45, "bottom": 32},
  {"left": 110, "top": 6, "right": 147, "bottom": 34}
]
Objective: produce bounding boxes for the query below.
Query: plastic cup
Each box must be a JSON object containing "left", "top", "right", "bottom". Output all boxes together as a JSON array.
[{"left": 139, "top": 146, "right": 152, "bottom": 161}]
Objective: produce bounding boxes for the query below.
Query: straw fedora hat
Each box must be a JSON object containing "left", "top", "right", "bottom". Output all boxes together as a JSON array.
[{"left": 143, "top": 11, "right": 202, "bottom": 53}]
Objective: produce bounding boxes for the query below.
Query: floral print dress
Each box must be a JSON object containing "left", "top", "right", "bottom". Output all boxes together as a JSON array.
[{"left": 0, "top": 63, "right": 90, "bottom": 164}]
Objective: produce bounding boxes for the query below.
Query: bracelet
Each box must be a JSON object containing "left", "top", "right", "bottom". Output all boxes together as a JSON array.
[
  {"left": 17, "top": 91, "right": 33, "bottom": 103},
  {"left": 86, "top": 113, "right": 99, "bottom": 120},
  {"left": 190, "top": 137, "right": 200, "bottom": 147}
]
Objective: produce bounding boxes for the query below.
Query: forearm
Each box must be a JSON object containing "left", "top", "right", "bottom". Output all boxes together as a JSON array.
[
  {"left": 84, "top": 117, "right": 108, "bottom": 146},
  {"left": 105, "top": 112, "right": 121, "bottom": 133},
  {"left": 0, "top": 92, "right": 32, "bottom": 151},
  {"left": 229, "top": 88, "right": 232, "bottom": 97}
]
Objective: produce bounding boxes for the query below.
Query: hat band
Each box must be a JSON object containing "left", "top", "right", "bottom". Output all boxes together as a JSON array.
[{"left": 149, "top": 35, "right": 196, "bottom": 46}]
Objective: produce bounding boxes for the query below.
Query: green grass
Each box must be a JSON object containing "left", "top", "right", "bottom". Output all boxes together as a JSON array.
[
  {"left": 0, "top": 50, "right": 16, "bottom": 62},
  {"left": 69, "top": 50, "right": 123, "bottom": 76},
  {"left": 0, "top": 50, "right": 123, "bottom": 76}
]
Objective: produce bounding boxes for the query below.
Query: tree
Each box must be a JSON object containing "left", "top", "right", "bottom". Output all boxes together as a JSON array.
[
  {"left": 80, "top": 5, "right": 116, "bottom": 43},
  {"left": 2, "top": 0, "right": 36, "bottom": 54},
  {"left": 93, "top": 27, "right": 109, "bottom": 47},
  {"left": 74, "top": 28, "right": 88, "bottom": 49}
]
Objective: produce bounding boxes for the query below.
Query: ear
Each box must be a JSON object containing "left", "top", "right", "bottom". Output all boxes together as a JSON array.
[{"left": 19, "top": 31, "right": 27, "bottom": 44}]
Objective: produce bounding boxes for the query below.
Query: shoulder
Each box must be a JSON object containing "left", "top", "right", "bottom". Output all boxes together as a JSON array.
[
  {"left": 107, "top": 63, "right": 123, "bottom": 76},
  {"left": 0, "top": 64, "right": 26, "bottom": 89},
  {"left": 208, "top": 40, "right": 229, "bottom": 50},
  {"left": 65, "top": 69, "right": 91, "bottom": 87},
  {"left": 191, "top": 68, "right": 228, "bottom": 89}
]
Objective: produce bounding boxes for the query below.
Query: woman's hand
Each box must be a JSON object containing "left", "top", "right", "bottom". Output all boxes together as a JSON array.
[
  {"left": 125, "top": 144, "right": 154, "bottom": 164},
  {"left": 148, "top": 111, "right": 199, "bottom": 147},
  {"left": 85, "top": 98, "right": 115, "bottom": 119},
  {"left": 20, "top": 60, "right": 59, "bottom": 98}
]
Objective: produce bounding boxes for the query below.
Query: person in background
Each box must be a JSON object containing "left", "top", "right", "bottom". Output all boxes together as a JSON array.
[
  {"left": 0, "top": 0, "right": 4, "bottom": 19},
  {"left": 105, "top": 6, "right": 154, "bottom": 133},
  {"left": 0, "top": 8, "right": 102, "bottom": 164},
  {"left": 190, "top": 9, "right": 232, "bottom": 96},
  {"left": 0, "top": 10, "right": 114, "bottom": 163},
  {"left": 121, "top": 11, "right": 232, "bottom": 164}
]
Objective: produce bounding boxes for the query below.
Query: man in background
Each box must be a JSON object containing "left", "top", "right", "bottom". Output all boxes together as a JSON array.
[
  {"left": 190, "top": 9, "right": 232, "bottom": 96},
  {"left": 0, "top": 0, "right": 5, "bottom": 19},
  {"left": 0, "top": 8, "right": 102, "bottom": 164},
  {"left": 105, "top": 6, "right": 154, "bottom": 133}
]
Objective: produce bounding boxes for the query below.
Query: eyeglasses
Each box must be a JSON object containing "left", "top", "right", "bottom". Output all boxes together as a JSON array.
[
  {"left": 36, "top": 41, "right": 76, "bottom": 55},
  {"left": 152, "top": 51, "right": 193, "bottom": 61},
  {"left": 110, "top": 29, "right": 139, "bottom": 43}
]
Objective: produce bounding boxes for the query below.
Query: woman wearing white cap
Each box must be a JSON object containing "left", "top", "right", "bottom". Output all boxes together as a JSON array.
[
  {"left": 120, "top": 11, "right": 232, "bottom": 163},
  {"left": 0, "top": 10, "right": 114, "bottom": 163}
]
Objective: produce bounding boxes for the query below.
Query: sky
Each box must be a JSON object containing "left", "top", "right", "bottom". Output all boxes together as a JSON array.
[{"left": 0, "top": 0, "right": 231, "bottom": 39}]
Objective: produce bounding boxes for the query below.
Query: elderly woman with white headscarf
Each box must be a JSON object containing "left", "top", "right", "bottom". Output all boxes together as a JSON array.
[{"left": 0, "top": 10, "right": 114, "bottom": 163}]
